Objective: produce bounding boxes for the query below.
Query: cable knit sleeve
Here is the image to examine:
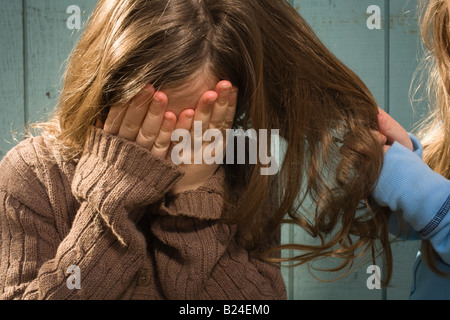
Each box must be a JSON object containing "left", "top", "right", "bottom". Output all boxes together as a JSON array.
[
  {"left": 0, "top": 128, "right": 286, "bottom": 300},
  {"left": 0, "top": 128, "right": 182, "bottom": 299}
]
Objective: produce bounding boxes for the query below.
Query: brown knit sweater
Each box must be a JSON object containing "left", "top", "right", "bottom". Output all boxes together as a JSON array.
[{"left": 0, "top": 128, "right": 286, "bottom": 300}]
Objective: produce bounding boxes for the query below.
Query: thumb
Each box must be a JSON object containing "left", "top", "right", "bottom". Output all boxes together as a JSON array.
[{"left": 377, "top": 108, "right": 413, "bottom": 151}]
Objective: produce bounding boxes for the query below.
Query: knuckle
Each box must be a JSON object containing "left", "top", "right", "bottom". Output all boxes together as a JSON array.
[
  {"left": 139, "top": 127, "right": 157, "bottom": 142},
  {"left": 224, "top": 120, "right": 234, "bottom": 128},
  {"left": 122, "top": 118, "right": 140, "bottom": 131},
  {"left": 209, "top": 120, "right": 223, "bottom": 129},
  {"left": 153, "top": 140, "right": 170, "bottom": 151},
  {"left": 148, "top": 104, "right": 164, "bottom": 117}
]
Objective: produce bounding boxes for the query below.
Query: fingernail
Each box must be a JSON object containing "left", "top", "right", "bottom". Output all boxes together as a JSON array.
[
  {"left": 218, "top": 81, "right": 232, "bottom": 90},
  {"left": 377, "top": 113, "right": 384, "bottom": 124},
  {"left": 207, "top": 92, "right": 218, "bottom": 104},
  {"left": 185, "top": 110, "right": 194, "bottom": 119},
  {"left": 164, "top": 113, "right": 175, "bottom": 122},
  {"left": 143, "top": 84, "right": 155, "bottom": 94},
  {"left": 154, "top": 94, "right": 167, "bottom": 106},
  {"left": 222, "top": 86, "right": 232, "bottom": 94},
  {"left": 153, "top": 96, "right": 161, "bottom": 105}
]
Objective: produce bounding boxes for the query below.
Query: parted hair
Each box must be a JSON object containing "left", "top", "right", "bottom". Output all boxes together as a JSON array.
[{"left": 40, "top": 0, "right": 392, "bottom": 281}]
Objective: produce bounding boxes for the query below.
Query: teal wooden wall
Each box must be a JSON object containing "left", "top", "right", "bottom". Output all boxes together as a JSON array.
[{"left": 0, "top": 0, "right": 426, "bottom": 300}]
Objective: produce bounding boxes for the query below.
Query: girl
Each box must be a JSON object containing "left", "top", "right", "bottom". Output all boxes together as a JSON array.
[
  {"left": 373, "top": 0, "right": 450, "bottom": 299},
  {"left": 0, "top": 0, "right": 392, "bottom": 299}
]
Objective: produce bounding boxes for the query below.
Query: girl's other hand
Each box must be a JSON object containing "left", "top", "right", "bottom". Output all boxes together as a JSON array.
[
  {"left": 98, "top": 85, "right": 177, "bottom": 159},
  {"left": 171, "top": 80, "right": 237, "bottom": 194}
]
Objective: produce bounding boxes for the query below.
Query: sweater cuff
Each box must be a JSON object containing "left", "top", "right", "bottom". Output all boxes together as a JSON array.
[
  {"left": 83, "top": 127, "right": 182, "bottom": 189},
  {"left": 72, "top": 128, "right": 183, "bottom": 218},
  {"left": 409, "top": 133, "right": 423, "bottom": 159},
  {"left": 158, "top": 167, "right": 226, "bottom": 220},
  {"left": 373, "top": 141, "right": 450, "bottom": 238}
]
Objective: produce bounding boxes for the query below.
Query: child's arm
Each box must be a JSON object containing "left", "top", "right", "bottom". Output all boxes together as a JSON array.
[
  {"left": 0, "top": 129, "right": 183, "bottom": 299},
  {"left": 373, "top": 110, "right": 450, "bottom": 264}
]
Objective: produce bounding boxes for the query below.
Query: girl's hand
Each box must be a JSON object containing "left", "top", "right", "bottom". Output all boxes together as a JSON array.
[
  {"left": 98, "top": 85, "right": 177, "bottom": 159},
  {"left": 376, "top": 107, "right": 414, "bottom": 153},
  {"left": 171, "top": 81, "right": 238, "bottom": 194}
]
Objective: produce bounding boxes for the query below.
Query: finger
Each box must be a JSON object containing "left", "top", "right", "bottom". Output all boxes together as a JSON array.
[
  {"left": 175, "top": 109, "right": 195, "bottom": 131},
  {"left": 209, "top": 81, "right": 233, "bottom": 129},
  {"left": 118, "top": 85, "right": 155, "bottom": 141},
  {"left": 193, "top": 91, "right": 218, "bottom": 133},
  {"left": 168, "top": 109, "right": 195, "bottom": 161},
  {"left": 377, "top": 108, "right": 413, "bottom": 151},
  {"left": 371, "top": 130, "right": 387, "bottom": 146},
  {"left": 151, "top": 112, "right": 177, "bottom": 159},
  {"left": 224, "top": 87, "right": 238, "bottom": 129},
  {"left": 104, "top": 103, "right": 127, "bottom": 135},
  {"left": 371, "top": 129, "right": 389, "bottom": 155},
  {"left": 135, "top": 91, "right": 168, "bottom": 150}
]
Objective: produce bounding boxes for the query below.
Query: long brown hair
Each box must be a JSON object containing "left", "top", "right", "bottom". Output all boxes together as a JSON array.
[
  {"left": 40, "top": 0, "right": 392, "bottom": 282},
  {"left": 416, "top": 0, "right": 450, "bottom": 276}
]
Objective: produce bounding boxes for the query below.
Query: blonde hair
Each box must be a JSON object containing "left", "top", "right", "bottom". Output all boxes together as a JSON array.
[
  {"left": 417, "top": 0, "right": 450, "bottom": 276},
  {"left": 39, "top": 0, "right": 393, "bottom": 282}
]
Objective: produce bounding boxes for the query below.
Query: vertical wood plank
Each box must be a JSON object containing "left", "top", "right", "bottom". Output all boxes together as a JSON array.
[
  {"left": 25, "top": 0, "right": 95, "bottom": 125},
  {"left": 389, "top": 1, "right": 428, "bottom": 132},
  {"left": 386, "top": 1, "right": 424, "bottom": 300},
  {"left": 0, "top": 0, "right": 24, "bottom": 159},
  {"left": 294, "top": 0, "right": 386, "bottom": 106}
]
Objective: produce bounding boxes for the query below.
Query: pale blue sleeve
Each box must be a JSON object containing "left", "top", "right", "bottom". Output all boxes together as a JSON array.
[{"left": 372, "top": 135, "right": 450, "bottom": 264}]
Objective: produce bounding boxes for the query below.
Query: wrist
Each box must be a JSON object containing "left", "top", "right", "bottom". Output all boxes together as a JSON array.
[
  {"left": 170, "top": 164, "right": 221, "bottom": 194},
  {"left": 373, "top": 142, "right": 450, "bottom": 236}
]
